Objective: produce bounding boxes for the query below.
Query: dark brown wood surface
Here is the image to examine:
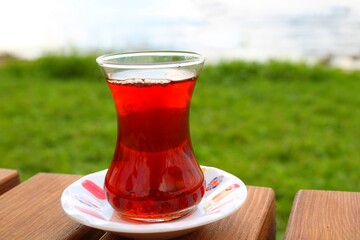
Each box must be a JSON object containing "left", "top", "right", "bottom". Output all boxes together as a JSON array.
[
  {"left": 285, "top": 190, "right": 360, "bottom": 240},
  {"left": 0, "top": 172, "right": 275, "bottom": 240},
  {"left": 0, "top": 168, "right": 20, "bottom": 195}
]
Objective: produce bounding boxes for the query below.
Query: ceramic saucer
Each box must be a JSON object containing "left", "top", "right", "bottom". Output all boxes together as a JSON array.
[{"left": 61, "top": 166, "right": 247, "bottom": 239}]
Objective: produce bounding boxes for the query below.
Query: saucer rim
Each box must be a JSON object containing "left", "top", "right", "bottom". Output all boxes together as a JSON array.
[{"left": 61, "top": 165, "right": 247, "bottom": 234}]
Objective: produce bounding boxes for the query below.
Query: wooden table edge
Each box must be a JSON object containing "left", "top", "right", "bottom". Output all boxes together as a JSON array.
[
  {"left": 258, "top": 187, "right": 276, "bottom": 240},
  {"left": 0, "top": 168, "right": 21, "bottom": 195},
  {"left": 284, "top": 189, "right": 360, "bottom": 240}
]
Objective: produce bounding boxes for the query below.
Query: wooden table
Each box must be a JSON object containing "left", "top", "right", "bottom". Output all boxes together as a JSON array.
[
  {"left": 285, "top": 189, "right": 360, "bottom": 240},
  {"left": 0, "top": 169, "right": 275, "bottom": 240},
  {"left": 0, "top": 169, "right": 20, "bottom": 195}
]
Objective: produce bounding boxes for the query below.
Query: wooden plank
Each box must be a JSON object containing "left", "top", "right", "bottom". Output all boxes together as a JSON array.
[
  {"left": 0, "top": 173, "right": 275, "bottom": 240},
  {"left": 0, "top": 173, "right": 105, "bottom": 240},
  {"left": 285, "top": 190, "right": 360, "bottom": 240},
  {"left": 0, "top": 168, "right": 20, "bottom": 195},
  {"left": 101, "top": 186, "right": 276, "bottom": 240}
]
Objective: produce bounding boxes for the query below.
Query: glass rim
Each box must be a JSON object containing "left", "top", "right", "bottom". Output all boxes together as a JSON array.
[{"left": 96, "top": 51, "right": 206, "bottom": 69}]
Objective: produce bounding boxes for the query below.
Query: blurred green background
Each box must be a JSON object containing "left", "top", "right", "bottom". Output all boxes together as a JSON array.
[{"left": 1, "top": 55, "right": 359, "bottom": 238}]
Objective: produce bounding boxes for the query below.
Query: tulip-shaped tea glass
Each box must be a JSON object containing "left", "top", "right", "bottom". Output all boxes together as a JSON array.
[{"left": 96, "top": 51, "right": 206, "bottom": 222}]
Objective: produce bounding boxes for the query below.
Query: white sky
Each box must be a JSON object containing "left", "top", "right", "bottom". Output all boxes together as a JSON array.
[{"left": 1, "top": 0, "right": 359, "bottom": 59}]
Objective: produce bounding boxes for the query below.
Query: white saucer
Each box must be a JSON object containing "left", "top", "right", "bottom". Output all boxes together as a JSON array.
[{"left": 61, "top": 166, "right": 247, "bottom": 239}]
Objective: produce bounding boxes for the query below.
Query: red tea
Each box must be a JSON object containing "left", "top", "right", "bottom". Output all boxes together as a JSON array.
[{"left": 104, "top": 77, "right": 205, "bottom": 221}]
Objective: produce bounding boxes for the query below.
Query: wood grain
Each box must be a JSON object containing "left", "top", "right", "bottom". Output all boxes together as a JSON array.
[
  {"left": 0, "top": 173, "right": 275, "bottom": 240},
  {"left": 0, "top": 173, "right": 105, "bottom": 240},
  {"left": 285, "top": 190, "right": 360, "bottom": 240},
  {"left": 100, "top": 186, "right": 276, "bottom": 240},
  {"left": 0, "top": 168, "right": 20, "bottom": 195}
]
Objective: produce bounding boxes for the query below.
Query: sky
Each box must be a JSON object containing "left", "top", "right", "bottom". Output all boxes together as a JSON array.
[{"left": 1, "top": 0, "right": 360, "bottom": 61}]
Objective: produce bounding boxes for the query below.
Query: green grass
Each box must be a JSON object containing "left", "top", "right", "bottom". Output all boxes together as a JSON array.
[{"left": 1, "top": 55, "right": 360, "bottom": 238}]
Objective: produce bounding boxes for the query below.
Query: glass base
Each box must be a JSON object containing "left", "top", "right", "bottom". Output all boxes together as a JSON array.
[{"left": 117, "top": 206, "right": 197, "bottom": 223}]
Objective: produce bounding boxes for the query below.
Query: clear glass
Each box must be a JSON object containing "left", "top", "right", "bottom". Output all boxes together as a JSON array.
[{"left": 96, "top": 51, "right": 206, "bottom": 222}]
